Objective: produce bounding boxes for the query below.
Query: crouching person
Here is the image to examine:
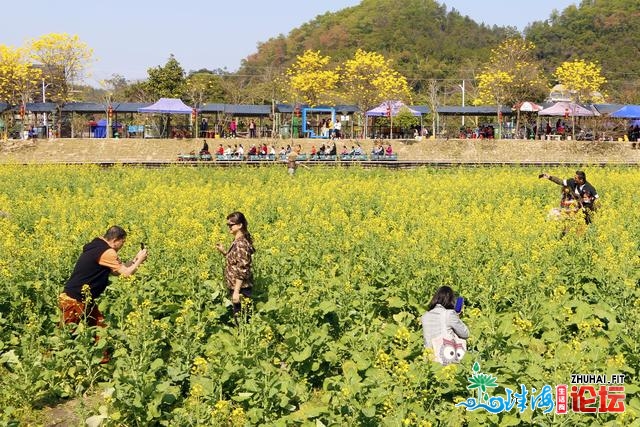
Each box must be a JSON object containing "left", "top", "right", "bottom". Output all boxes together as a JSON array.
[
  {"left": 421, "top": 286, "right": 469, "bottom": 365},
  {"left": 59, "top": 226, "right": 147, "bottom": 361}
]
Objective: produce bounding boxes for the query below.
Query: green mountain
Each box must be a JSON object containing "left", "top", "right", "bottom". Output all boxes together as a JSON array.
[
  {"left": 525, "top": 0, "right": 640, "bottom": 103},
  {"left": 238, "top": 0, "right": 640, "bottom": 103},
  {"left": 240, "top": 0, "right": 516, "bottom": 94}
]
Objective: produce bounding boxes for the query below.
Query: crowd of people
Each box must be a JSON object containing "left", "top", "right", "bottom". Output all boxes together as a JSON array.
[{"left": 186, "top": 140, "right": 396, "bottom": 161}]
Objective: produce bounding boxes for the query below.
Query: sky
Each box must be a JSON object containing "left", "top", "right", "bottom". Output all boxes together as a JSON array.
[{"left": 3, "top": 0, "right": 578, "bottom": 87}]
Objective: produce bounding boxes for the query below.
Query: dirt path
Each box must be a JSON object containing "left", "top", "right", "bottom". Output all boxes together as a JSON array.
[{"left": 1, "top": 137, "right": 639, "bottom": 164}]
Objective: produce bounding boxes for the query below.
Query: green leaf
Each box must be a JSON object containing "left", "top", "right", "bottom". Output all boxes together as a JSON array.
[
  {"left": 318, "top": 300, "right": 337, "bottom": 314},
  {"left": 387, "top": 296, "right": 404, "bottom": 308},
  {"left": 232, "top": 392, "right": 254, "bottom": 402},
  {"left": 292, "top": 346, "right": 313, "bottom": 362},
  {"left": 150, "top": 358, "right": 164, "bottom": 371}
]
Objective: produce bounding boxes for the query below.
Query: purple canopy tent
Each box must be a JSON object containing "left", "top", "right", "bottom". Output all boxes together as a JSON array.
[
  {"left": 366, "top": 100, "right": 421, "bottom": 117},
  {"left": 537, "top": 101, "right": 595, "bottom": 117},
  {"left": 138, "top": 98, "right": 194, "bottom": 137},
  {"left": 138, "top": 98, "right": 193, "bottom": 114},
  {"left": 538, "top": 102, "right": 596, "bottom": 140},
  {"left": 366, "top": 101, "right": 421, "bottom": 138}
]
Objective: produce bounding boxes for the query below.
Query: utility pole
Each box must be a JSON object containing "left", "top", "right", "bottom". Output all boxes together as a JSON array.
[
  {"left": 458, "top": 80, "right": 465, "bottom": 127},
  {"left": 42, "top": 78, "right": 49, "bottom": 138}
]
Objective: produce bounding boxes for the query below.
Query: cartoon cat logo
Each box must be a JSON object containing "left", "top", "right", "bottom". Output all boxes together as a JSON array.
[{"left": 432, "top": 336, "right": 467, "bottom": 365}]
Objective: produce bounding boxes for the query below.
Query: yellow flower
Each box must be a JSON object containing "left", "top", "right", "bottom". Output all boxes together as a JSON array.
[
  {"left": 190, "top": 383, "right": 204, "bottom": 398},
  {"left": 191, "top": 356, "right": 208, "bottom": 375},
  {"left": 435, "top": 364, "right": 458, "bottom": 382}
]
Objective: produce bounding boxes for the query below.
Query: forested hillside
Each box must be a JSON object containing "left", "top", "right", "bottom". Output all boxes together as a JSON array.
[
  {"left": 525, "top": 0, "right": 640, "bottom": 102},
  {"left": 238, "top": 0, "right": 640, "bottom": 103}
]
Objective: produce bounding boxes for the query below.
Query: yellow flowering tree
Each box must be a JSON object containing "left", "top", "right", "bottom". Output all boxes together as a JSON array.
[
  {"left": 285, "top": 50, "right": 339, "bottom": 107},
  {"left": 474, "top": 38, "right": 548, "bottom": 138},
  {"left": 474, "top": 38, "right": 547, "bottom": 107},
  {"left": 553, "top": 59, "right": 606, "bottom": 103},
  {"left": 0, "top": 45, "right": 42, "bottom": 104},
  {"left": 0, "top": 45, "right": 42, "bottom": 138},
  {"left": 339, "top": 49, "right": 411, "bottom": 136},
  {"left": 28, "top": 33, "right": 93, "bottom": 104}
]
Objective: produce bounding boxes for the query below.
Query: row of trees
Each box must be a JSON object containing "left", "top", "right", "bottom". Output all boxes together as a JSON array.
[{"left": 1, "top": 34, "right": 608, "bottom": 124}]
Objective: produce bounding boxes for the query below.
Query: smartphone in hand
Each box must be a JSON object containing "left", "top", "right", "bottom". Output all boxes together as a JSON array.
[
  {"left": 140, "top": 242, "right": 145, "bottom": 250},
  {"left": 455, "top": 297, "right": 464, "bottom": 313}
]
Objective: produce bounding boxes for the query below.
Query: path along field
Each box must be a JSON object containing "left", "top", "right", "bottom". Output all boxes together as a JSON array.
[
  {"left": 0, "top": 164, "right": 639, "bottom": 425},
  {"left": 2, "top": 137, "right": 640, "bottom": 164}
]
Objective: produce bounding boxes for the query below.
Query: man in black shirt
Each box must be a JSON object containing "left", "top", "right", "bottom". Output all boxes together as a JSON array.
[
  {"left": 539, "top": 170, "right": 599, "bottom": 224},
  {"left": 60, "top": 225, "right": 148, "bottom": 327}
]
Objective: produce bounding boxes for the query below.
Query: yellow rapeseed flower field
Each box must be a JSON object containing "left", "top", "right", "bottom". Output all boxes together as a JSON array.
[{"left": 0, "top": 164, "right": 639, "bottom": 425}]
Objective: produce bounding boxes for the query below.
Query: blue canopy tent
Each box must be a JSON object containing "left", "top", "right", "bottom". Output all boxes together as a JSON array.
[
  {"left": 611, "top": 105, "right": 640, "bottom": 119},
  {"left": 91, "top": 119, "right": 122, "bottom": 138}
]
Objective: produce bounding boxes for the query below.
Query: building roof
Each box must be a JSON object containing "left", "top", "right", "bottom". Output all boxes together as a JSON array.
[
  {"left": 112, "top": 102, "right": 153, "bottom": 113},
  {"left": 23, "top": 102, "right": 58, "bottom": 112},
  {"left": 410, "top": 105, "right": 431, "bottom": 115},
  {"left": 590, "top": 103, "right": 626, "bottom": 116},
  {"left": 275, "top": 104, "right": 360, "bottom": 114},
  {"left": 200, "top": 104, "right": 272, "bottom": 116},
  {"left": 62, "top": 102, "right": 105, "bottom": 113},
  {"left": 436, "top": 106, "right": 514, "bottom": 116}
]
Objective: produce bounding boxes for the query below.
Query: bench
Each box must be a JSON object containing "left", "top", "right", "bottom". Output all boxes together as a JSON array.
[
  {"left": 370, "top": 154, "right": 398, "bottom": 161},
  {"left": 248, "top": 154, "right": 276, "bottom": 161},
  {"left": 339, "top": 154, "right": 368, "bottom": 161},
  {"left": 309, "top": 154, "right": 336, "bottom": 161},
  {"left": 127, "top": 125, "right": 145, "bottom": 138},
  {"left": 216, "top": 155, "right": 244, "bottom": 161},
  {"left": 177, "top": 153, "right": 213, "bottom": 161}
]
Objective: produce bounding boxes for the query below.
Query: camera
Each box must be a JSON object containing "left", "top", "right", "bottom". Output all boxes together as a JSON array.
[
  {"left": 538, "top": 173, "right": 545, "bottom": 179},
  {"left": 140, "top": 242, "right": 145, "bottom": 250}
]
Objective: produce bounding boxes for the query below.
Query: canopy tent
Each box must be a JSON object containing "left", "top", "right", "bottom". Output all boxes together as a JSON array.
[
  {"left": 538, "top": 102, "right": 595, "bottom": 140},
  {"left": 366, "top": 100, "right": 421, "bottom": 117},
  {"left": 365, "top": 101, "right": 422, "bottom": 139},
  {"left": 513, "top": 101, "right": 543, "bottom": 112},
  {"left": 90, "top": 119, "right": 122, "bottom": 138},
  {"left": 513, "top": 102, "right": 543, "bottom": 139},
  {"left": 537, "top": 101, "right": 595, "bottom": 117},
  {"left": 138, "top": 98, "right": 194, "bottom": 138},
  {"left": 137, "top": 98, "right": 193, "bottom": 114},
  {"left": 611, "top": 105, "right": 640, "bottom": 119}
]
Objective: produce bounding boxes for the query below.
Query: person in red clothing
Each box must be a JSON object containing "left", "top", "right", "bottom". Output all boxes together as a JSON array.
[{"left": 229, "top": 119, "right": 237, "bottom": 138}]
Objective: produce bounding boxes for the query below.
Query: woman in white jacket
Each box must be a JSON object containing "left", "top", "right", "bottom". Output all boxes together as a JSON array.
[{"left": 421, "top": 286, "right": 469, "bottom": 363}]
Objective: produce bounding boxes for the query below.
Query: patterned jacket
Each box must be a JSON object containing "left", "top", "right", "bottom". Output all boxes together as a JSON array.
[
  {"left": 224, "top": 236, "right": 254, "bottom": 290},
  {"left": 421, "top": 305, "right": 469, "bottom": 349}
]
